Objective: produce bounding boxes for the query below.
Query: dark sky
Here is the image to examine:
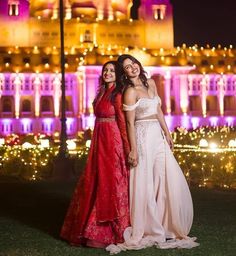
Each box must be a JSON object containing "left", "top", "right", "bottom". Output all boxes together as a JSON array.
[{"left": 170, "top": 0, "right": 236, "bottom": 47}]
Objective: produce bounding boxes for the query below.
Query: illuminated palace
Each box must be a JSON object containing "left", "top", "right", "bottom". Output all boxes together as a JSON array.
[{"left": 0, "top": 0, "right": 236, "bottom": 137}]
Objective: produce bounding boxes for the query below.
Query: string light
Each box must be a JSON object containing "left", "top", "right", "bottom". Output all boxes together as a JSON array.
[{"left": 0, "top": 127, "right": 235, "bottom": 188}]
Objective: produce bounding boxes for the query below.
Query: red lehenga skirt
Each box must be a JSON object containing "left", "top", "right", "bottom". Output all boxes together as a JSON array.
[{"left": 60, "top": 119, "right": 130, "bottom": 246}]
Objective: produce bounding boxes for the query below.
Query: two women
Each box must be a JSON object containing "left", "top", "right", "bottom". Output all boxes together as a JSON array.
[
  {"left": 60, "top": 61, "right": 130, "bottom": 247},
  {"left": 61, "top": 56, "right": 199, "bottom": 252}
]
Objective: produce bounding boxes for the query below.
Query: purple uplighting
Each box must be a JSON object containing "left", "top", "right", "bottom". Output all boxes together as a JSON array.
[
  {"left": 0, "top": 68, "right": 236, "bottom": 136},
  {"left": 0, "top": 0, "right": 29, "bottom": 20},
  {"left": 0, "top": 0, "right": 235, "bottom": 137}
]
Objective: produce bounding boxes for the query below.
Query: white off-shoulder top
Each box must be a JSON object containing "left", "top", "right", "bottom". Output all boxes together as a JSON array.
[{"left": 123, "top": 95, "right": 161, "bottom": 120}]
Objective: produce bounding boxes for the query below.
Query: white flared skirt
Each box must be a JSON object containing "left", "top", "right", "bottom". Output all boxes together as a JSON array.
[{"left": 107, "top": 120, "right": 199, "bottom": 254}]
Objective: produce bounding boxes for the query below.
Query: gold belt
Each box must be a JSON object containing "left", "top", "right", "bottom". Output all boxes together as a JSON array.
[{"left": 97, "top": 117, "right": 116, "bottom": 122}]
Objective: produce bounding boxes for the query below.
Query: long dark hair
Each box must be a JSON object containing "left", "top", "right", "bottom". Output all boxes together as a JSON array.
[
  {"left": 93, "top": 61, "right": 123, "bottom": 105},
  {"left": 117, "top": 54, "right": 149, "bottom": 89}
]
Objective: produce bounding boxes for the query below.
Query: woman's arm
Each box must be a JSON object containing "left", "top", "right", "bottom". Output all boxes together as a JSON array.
[
  {"left": 123, "top": 87, "right": 138, "bottom": 167},
  {"left": 149, "top": 79, "right": 174, "bottom": 150}
]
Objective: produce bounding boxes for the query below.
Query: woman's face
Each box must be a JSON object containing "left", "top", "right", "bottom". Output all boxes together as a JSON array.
[
  {"left": 122, "top": 58, "right": 140, "bottom": 78},
  {"left": 102, "top": 63, "right": 116, "bottom": 83}
]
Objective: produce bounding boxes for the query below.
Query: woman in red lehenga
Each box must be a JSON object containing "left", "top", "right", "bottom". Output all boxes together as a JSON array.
[{"left": 60, "top": 61, "right": 130, "bottom": 248}]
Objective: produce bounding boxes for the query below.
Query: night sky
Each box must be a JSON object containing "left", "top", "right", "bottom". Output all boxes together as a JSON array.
[{"left": 170, "top": 0, "right": 236, "bottom": 47}]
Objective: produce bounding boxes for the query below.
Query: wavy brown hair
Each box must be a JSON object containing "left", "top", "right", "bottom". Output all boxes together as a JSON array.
[{"left": 117, "top": 54, "right": 149, "bottom": 89}]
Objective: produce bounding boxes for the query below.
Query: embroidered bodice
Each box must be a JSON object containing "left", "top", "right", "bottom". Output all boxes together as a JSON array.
[
  {"left": 93, "top": 86, "right": 130, "bottom": 156},
  {"left": 123, "top": 95, "right": 161, "bottom": 120}
]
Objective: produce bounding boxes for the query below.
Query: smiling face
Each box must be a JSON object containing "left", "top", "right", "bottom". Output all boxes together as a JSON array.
[
  {"left": 102, "top": 63, "right": 116, "bottom": 84},
  {"left": 122, "top": 58, "right": 140, "bottom": 78}
]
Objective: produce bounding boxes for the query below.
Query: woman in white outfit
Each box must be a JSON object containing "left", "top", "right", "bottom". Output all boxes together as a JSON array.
[{"left": 106, "top": 55, "right": 199, "bottom": 254}]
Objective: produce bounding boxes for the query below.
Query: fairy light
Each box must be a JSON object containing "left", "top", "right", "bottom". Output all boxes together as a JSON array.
[{"left": 1, "top": 126, "right": 236, "bottom": 188}]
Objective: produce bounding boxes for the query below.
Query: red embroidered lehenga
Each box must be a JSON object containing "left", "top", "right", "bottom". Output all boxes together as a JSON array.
[{"left": 60, "top": 86, "right": 130, "bottom": 247}]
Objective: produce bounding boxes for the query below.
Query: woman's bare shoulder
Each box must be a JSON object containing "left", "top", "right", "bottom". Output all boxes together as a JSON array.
[
  {"left": 124, "top": 86, "right": 137, "bottom": 97},
  {"left": 124, "top": 86, "right": 137, "bottom": 104}
]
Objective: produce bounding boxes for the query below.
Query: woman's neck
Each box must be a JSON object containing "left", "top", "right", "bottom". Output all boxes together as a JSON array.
[
  {"left": 106, "top": 82, "right": 115, "bottom": 89},
  {"left": 130, "top": 77, "right": 143, "bottom": 87}
]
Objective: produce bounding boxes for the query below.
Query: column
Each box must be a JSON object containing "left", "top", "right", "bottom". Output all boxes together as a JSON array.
[
  {"left": 33, "top": 74, "right": 41, "bottom": 117},
  {"left": 85, "top": 68, "right": 100, "bottom": 115},
  {"left": 0, "top": 74, "right": 3, "bottom": 100},
  {"left": 173, "top": 75, "right": 181, "bottom": 114},
  {"left": 77, "top": 66, "right": 86, "bottom": 115},
  {"left": 13, "top": 73, "right": 22, "bottom": 118},
  {"left": 71, "top": 74, "right": 79, "bottom": 117},
  {"left": 164, "top": 70, "right": 171, "bottom": 114},
  {"left": 53, "top": 74, "right": 61, "bottom": 117},
  {"left": 179, "top": 74, "right": 189, "bottom": 114},
  {"left": 218, "top": 75, "right": 225, "bottom": 116},
  {"left": 200, "top": 75, "right": 207, "bottom": 117}
]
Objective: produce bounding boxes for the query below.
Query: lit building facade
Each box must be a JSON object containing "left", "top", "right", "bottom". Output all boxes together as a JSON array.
[{"left": 0, "top": 0, "right": 236, "bottom": 136}]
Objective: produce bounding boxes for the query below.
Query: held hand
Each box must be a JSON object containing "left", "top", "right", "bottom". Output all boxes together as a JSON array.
[
  {"left": 128, "top": 150, "right": 138, "bottom": 167},
  {"left": 165, "top": 134, "right": 174, "bottom": 150}
]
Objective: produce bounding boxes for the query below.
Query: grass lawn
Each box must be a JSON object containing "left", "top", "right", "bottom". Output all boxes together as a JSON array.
[{"left": 0, "top": 179, "right": 235, "bottom": 256}]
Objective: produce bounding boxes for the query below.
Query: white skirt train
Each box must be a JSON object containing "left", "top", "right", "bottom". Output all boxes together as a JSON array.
[{"left": 106, "top": 120, "right": 199, "bottom": 254}]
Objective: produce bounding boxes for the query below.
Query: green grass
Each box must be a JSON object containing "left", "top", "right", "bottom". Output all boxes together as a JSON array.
[{"left": 0, "top": 178, "right": 235, "bottom": 256}]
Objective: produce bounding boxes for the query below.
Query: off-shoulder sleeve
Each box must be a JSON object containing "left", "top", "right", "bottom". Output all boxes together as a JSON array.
[
  {"left": 114, "top": 94, "right": 130, "bottom": 158},
  {"left": 123, "top": 102, "right": 138, "bottom": 111}
]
